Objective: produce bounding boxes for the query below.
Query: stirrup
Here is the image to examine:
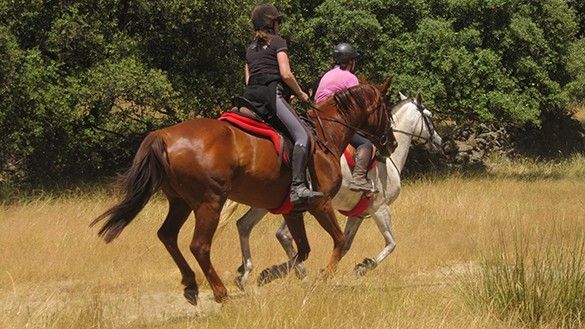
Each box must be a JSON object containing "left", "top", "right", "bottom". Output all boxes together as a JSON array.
[
  {"left": 349, "top": 179, "right": 378, "bottom": 193},
  {"left": 290, "top": 185, "right": 323, "bottom": 205}
]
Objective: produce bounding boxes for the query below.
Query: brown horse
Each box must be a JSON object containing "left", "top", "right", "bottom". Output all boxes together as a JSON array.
[{"left": 91, "top": 81, "right": 394, "bottom": 305}]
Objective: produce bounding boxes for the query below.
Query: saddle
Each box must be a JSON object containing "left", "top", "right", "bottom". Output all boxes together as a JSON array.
[{"left": 220, "top": 96, "right": 316, "bottom": 168}]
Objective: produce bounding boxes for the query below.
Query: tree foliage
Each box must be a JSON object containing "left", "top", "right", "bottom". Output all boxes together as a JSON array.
[{"left": 0, "top": 0, "right": 583, "bottom": 186}]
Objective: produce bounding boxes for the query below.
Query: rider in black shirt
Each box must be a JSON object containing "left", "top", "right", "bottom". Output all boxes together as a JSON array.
[{"left": 242, "top": 4, "right": 322, "bottom": 205}]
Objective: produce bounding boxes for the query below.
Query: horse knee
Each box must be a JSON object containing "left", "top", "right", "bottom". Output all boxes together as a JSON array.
[
  {"left": 190, "top": 243, "right": 210, "bottom": 261},
  {"left": 157, "top": 227, "right": 176, "bottom": 245},
  {"left": 236, "top": 218, "right": 248, "bottom": 235}
]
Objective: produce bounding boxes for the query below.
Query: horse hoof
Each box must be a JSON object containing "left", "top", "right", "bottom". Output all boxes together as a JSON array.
[
  {"left": 318, "top": 268, "right": 335, "bottom": 280},
  {"left": 257, "top": 265, "right": 286, "bottom": 286},
  {"left": 354, "top": 264, "right": 368, "bottom": 277},
  {"left": 354, "top": 258, "right": 377, "bottom": 277},
  {"left": 214, "top": 292, "right": 229, "bottom": 303},
  {"left": 257, "top": 268, "right": 274, "bottom": 286},
  {"left": 234, "top": 275, "right": 247, "bottom": 291},
  {"left": 183, "top": 287, "right": 199, "bottom": 306},
  {"left": 294, "top": 265, "right": 307, "bottom": 280}
]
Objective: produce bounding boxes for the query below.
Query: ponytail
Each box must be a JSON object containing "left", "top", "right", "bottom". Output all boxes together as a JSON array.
[{"left": 254, "top": 29, "right": 275, "bottom": 45}]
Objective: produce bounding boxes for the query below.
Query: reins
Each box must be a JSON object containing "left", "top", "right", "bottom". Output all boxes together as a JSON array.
[{"left": 305, "top": 100, "right": 391, "bottom": 151}]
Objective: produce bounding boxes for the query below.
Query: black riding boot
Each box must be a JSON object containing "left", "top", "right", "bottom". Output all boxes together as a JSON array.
[
  {"left": 290, "top": 144, "right": 323, "bottom": 205},
  {"left": 349, "top": 145, "right": 377, "bottom": 193}
]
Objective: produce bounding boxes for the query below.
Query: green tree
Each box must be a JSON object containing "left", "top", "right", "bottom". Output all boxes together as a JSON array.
[{"left": 0, "top": 0, "right": 583, "bottom": 187}]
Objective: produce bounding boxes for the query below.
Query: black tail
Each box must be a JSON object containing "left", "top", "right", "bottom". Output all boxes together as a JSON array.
[{"left": 91, "top": 133, "right": 170, "bottom": 242}]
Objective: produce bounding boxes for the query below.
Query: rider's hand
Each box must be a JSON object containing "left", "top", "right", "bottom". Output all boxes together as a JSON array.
[{"left": 298, "top": 91, "right": 310, "bottom": 103}]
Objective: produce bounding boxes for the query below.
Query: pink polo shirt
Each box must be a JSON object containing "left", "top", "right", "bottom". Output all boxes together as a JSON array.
[{"left": 314, "top": 66, "right": 359, "bottom": 104}]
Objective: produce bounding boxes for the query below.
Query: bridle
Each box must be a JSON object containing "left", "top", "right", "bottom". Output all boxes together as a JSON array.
[{"left": 306, "top": 97, "right": 393, "bottom": 154}]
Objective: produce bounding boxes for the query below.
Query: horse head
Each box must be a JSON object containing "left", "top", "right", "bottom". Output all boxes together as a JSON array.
[{"left": 395, "top": 91, "right": 442, "bottom": 152}]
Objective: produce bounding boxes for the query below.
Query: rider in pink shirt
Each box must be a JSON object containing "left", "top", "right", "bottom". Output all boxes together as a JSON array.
[
  {"left": 315, "top": 66, "right": 359, "bottom": 103},
  {"left": 315, "top": 43, "right": 377, "bottom": 193}
]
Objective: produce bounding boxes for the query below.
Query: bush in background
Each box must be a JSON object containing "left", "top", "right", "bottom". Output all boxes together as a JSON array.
[{"left": 0, "top": 0, "right": 583, "bottom": 188}]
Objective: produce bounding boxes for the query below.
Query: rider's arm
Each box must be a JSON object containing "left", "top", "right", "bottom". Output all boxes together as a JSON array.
[{"left": 277, "top": 52, "right": 309, "bottom": 102}]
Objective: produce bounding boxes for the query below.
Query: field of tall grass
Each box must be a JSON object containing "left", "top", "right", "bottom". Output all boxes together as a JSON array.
[{"left": 1, "top": 155, "right": 583, "bottom": 329}]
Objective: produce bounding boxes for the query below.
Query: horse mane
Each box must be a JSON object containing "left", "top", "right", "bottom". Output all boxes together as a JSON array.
[{"left": 331, "top": 84, "right": 381, "bottom": 117}]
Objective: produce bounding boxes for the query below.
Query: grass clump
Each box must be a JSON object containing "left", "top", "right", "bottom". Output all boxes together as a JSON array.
[{"left": 458, "top": 230, "right": 585, "bottom": 328}]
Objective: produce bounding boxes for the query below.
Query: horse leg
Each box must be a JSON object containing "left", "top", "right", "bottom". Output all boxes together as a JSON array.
[
  {"left": 275, "top": 221, "right": 307, "bottom": 280},
  {"left": 341, "top": 216, "right": 365, "bottom": 258},
  {"left": 190, "top": 200, "right": 227, "bottom": 303},
  {"left": 309, "top": 202, "right": 345, "bottom": 277},
  {"left": 156, "top": 197, "right": 198, "bottom": 305},
  {"left": 257, "top": 211, "right": 309, "bottom": 286},
  {"left": 235, "top": 207, "right": 268, "bottom": 290},
  {"left": 354, "top": 204, "right": 396, "bottom": 277}
]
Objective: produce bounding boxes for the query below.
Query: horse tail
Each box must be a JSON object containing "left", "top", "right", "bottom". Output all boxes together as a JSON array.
[{"left": 91, "top": 133, "right": 170, "bottom": 243}]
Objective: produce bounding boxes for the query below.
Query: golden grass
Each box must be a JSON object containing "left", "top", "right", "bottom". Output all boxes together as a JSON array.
[{"left": 1, "top": 158, "right": 584, "bottom": 328}]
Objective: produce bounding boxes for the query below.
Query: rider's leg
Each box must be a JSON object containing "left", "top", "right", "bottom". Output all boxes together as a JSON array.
[
  {"left": 349, "top": 133, "right": 377, "bottom": 193},
  {"left": 274, "top": 84, "right": 323, "bottom": 204}
]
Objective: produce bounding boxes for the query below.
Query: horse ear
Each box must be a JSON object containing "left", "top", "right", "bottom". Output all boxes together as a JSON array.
[
  {"left": 415, "top": 92, "right": 423, "bottom": 105},
  {"left": 398, "top": 91, "right": 408, "bottom": 101},
  {"left": 378, "top": 76, "right": 393, "bottom": 96}
]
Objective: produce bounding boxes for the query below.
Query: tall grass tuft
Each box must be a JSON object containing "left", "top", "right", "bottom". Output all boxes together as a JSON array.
[{"left": 457, "top": 229, "right": 585, "bottom": 328}]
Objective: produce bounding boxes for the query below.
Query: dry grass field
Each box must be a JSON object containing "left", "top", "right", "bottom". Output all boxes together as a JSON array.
[{"left": 1, "top": 154, "right": 583, "bottom": 329}]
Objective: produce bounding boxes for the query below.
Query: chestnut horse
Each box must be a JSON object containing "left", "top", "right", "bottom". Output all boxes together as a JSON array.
[{"left": 91, "top": 81, "right": 394, "bottom": 305}]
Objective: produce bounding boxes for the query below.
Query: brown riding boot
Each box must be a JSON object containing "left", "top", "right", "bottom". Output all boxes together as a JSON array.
[{"left": 349, "top": 145, "right": 377, "bottom": 193}]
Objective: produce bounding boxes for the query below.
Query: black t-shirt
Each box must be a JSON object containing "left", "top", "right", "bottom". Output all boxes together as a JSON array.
[{"left": 246, "top": 34, "right": 288, "bottom": 77}]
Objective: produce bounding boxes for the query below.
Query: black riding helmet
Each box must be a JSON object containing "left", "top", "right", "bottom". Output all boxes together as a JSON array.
[
  {"left": 333, "top": 43, "right": 359, "bottom": 65},
  {"left": 252, "top": 4, "right": 283, "bottom": 31}
]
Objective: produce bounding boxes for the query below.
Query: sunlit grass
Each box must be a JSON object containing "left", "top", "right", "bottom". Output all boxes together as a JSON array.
[
  {"left": 486, "top": 154, "right": 585, "bottom": 180},
  {"left": 456, "top": 229, "right": 584, "bottom": 328},
  {"left": 0, "top": 156, "right": 584, "bottom": 328}
]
